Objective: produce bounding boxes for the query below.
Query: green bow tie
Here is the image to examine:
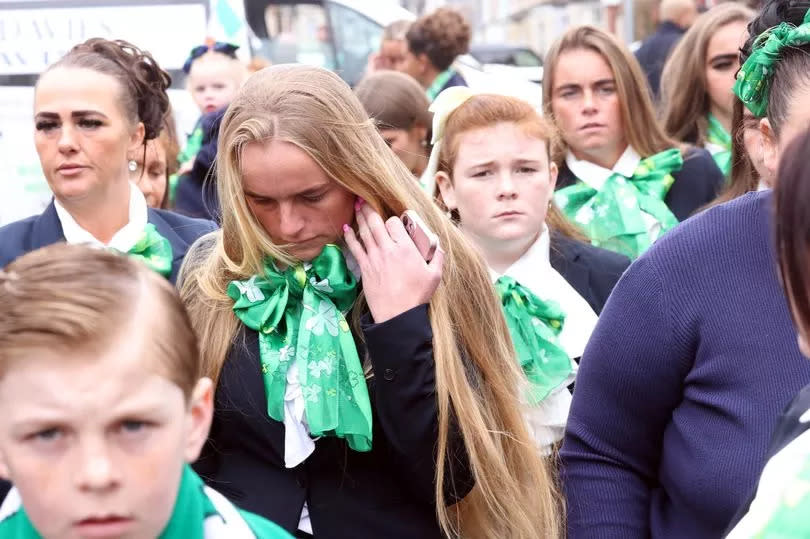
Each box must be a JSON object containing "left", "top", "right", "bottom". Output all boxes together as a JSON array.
[
  {"left": 495, "top": 276, "right": 573, "bottom": 405},
  {"left": 706, "top": 113, "right": 731, "bottom": 177},
  {"left": 228, "top": 245, "right": 373, "bottom": 452},
  {"left": 115, "top": 223, "right": 173, "bottom": 277},
  {"left": 734, "top": 9, "right": 810, "bottom": 117},
  {"left": 554, "top": 148, "right": 683, "bottom": 259}
]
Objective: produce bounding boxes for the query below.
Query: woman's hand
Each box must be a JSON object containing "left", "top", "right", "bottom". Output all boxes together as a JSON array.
[{"left": 343, "top": 201, "right": 444, "bottom": 324}]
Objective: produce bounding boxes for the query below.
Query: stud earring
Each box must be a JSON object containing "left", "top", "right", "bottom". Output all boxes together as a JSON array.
[{"left": 128, "top": 160, "right": 137, "bottom": 172}]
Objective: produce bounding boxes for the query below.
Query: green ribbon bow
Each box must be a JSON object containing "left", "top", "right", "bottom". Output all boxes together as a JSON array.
[
  {"left": 495, "top": 276, "right": 573, "bottom": 405},
  {"left": 228, "top": 245, "right": 373, "bottom": 452},
  {"left": 426, "top": 68, "right": 457, "bottom": 102},
  {"left": 733, "top": 9, "right": 810, "bottom": 117},
  {"left": 116, "top": 223, "right": 173, "bottom": 277},
  {"left": 554, "top": 148, "right": 683, "bottom": 259},
  {"left": 706, "top": 113, "right": 732, "bottom": 177}
]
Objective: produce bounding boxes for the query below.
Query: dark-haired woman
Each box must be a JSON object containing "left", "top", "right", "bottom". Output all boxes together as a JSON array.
[
  {"left": 398, "top": 7, "right": 471, "bottom": 101},
  {"left": 0, "top": 38, "right": 216, "bottom": 284},
  {"left": 560, "top": 1, "right": 810, "bottom": 536}
]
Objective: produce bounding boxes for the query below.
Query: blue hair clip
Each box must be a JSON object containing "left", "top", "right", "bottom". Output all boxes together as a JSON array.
[{"left": 182, "top": 42, "right": 240, "bottom": 74}]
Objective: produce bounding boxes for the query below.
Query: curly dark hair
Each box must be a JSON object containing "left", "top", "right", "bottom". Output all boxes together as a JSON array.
[
  {"left": 42, "top": 38, "right": 172, "bottom": 142},
  {"left": 406, "top": 8, "right": 471, "bottom": 71},
  {"left": 740, "top": 0, "right": 810, "bottom": 135}
]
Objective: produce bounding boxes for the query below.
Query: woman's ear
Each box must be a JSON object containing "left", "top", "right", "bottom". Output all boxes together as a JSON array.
[
  {"left": 435, "top": 171, "right": 457, "bottom": 211},
  {"left": 128, "top": 122, "right": 146, "bottom": 154},
  {"left": 760, "top": 117, "right": 779, "bottom": 179},
  {"left": 184, "top": 377, "right": 214, "bottom": 463},
  {"left": 548, "top": 161, "right": 559, "bottom": 192}
]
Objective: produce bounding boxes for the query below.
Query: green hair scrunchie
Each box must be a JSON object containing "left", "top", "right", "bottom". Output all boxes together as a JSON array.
[{"left": 733, "top": 9, "right": 810, "bottom": 117}]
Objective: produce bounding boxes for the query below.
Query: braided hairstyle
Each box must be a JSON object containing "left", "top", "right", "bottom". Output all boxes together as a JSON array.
[
  {"left": 741, "top": 0, "right": 810, "bottom": 135},
  {"left": 406, "top": 8, "right": 471, "bottom": 71},
  {"left": 42, "top": 38, "right": 172, "bottom": 142}
]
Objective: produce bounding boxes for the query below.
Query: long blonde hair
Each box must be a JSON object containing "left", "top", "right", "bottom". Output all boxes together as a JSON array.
[
  {"left": 543, "top": 25, "right": 683, "bottom": 163},
  {"left": 179, "top": 65, "right": 560, "bottom": 538},
  {"left": 660, "top": 3, "right": 754, "bottom": 146}
]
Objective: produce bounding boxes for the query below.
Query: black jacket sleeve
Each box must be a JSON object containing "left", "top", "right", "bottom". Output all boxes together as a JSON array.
[{"left": 361, "top": 304, "right": 475, "bottom": 506}]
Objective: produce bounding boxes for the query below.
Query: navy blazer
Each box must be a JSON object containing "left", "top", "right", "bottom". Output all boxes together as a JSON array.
[
  {"left": 550, "top": 233, "right": 630, "bottom": 315},
  {"left": 175, "top": 107, "right": 226, "bottom": 222},
  {"left": 0, "top": 202, "right": 217, "bottom": 284},
  {"left": 194, "top": 304, "right": 474, "bottom": 538},
  {"left": 634, "top": 21, "right": 686, "bottom": 97},
  {"left": 557, "top": 147, "right": 725, "bottom": 222}
]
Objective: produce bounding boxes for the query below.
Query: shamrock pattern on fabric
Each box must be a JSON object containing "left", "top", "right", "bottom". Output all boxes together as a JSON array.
[
  {"left": 496, "top": 276, "right": 573, "bottom": 405},
  {"left": 119, "top": 223, "right": 173, "bottom": 277},
  {"left": 554, "top": 148, "right": 683, "bottom": 259},
  {"left": 227, "top": 245, "right": 373, "bottom": 452},
  {"left": 734, "top": 9, "right": 810, "bottom": 117}
]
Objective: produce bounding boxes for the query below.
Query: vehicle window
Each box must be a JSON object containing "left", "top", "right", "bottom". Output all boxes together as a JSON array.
[
  {"left": 513, "top": 49, "right": 542, "bottom": 67},
  {"left": 246, "top": 4, "right": 335, "bottom": 70},
  {"left": 324, "top": 1, "right": 383, "bottom": 87}
]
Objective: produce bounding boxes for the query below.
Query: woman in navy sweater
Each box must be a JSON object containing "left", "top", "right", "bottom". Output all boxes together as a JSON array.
[{"left": 561, "top": 1, "right": 810, "bottom": 536}]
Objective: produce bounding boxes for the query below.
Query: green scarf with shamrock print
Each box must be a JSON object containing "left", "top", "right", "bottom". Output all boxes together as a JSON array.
[
  {"left": 0, "top": 465, "right": 291, "bottom": 538},
  {"left": 228, "top": 244, "right": 373, "bottom": 452},
  {"left": 115, "top": 223, "right": 173, "bottom": 277},
  {"left": 495, "top": 276, "right": 573, "bottom": 404},
  {"left": 706, "top": 113, "right": 732, "bottom": 177},
  {"left": 554, "top": 148, "right": 683, "bottom": 259}
]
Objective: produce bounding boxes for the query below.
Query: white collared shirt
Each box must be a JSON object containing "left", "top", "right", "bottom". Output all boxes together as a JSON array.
[
  {"left": 489, "top": 227, "right": 599, "bottom": 452},
  {"left": 54, "top": 182, "right": 148, "bottom": 252},
  {"left": 566, "top": 146, "right": 663, "bottom": 242}
]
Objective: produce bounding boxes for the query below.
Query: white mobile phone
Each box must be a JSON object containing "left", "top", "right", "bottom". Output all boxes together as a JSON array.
[{"left": 401, "top": 210, "right": 439, "bottom": 262}]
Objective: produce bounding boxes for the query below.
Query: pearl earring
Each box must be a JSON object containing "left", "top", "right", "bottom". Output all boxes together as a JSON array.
[{"left": 128, "top": 160, "right": 137, "bottom": 172}]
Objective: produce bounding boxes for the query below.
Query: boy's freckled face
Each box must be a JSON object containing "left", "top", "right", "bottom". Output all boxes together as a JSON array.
[{"left": 0, "top": 335, "right": 196, "bottom": 539}]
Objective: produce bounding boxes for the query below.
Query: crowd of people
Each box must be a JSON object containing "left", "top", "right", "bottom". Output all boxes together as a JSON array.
[{"left": 0, "top": 0, "right": 809, "bottom": 537}]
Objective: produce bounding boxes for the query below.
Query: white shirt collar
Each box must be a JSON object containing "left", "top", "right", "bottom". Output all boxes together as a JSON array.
[
  {"left": 565, "top": 146, "right": 641, "bottom": 190},
  {"left": 54, "top": 182, "right": 149, "bottom": 252}
]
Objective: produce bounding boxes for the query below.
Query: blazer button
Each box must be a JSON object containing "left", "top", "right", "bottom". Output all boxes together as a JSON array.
[{"left": 383, "top": 368, "right": 396, "bottom": 381}]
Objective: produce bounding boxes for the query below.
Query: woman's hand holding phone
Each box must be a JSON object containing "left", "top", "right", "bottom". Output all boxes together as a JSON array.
[{"left": 343, "top": 201, "right": 444, "bottom": 324}]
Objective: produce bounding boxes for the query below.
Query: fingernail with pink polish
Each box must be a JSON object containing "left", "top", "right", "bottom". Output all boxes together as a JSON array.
[
  {"left": 354, "top": 197, "right": 365, "bottom": 210},
  {"left": 342, "top": 224, "right": 350, "bottom": 233}
]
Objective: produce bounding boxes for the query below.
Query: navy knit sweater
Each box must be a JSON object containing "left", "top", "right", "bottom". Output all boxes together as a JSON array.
[{"left": 561, "top": 190, "right": 810, "bottom": 538}]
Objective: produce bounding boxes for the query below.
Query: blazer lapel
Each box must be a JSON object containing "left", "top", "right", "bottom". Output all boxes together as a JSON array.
[
  {"left": 549, "top": 235, "right": 600, "bottom": 314},
  {"left": 147, "top": 209, "right": 189, "bottom": 284},
  {"left": 28, "top": 201, "right": 66, "bottom": 251},
  {"left": 555, "top": 162, "right": 578, "bottom": 190}
]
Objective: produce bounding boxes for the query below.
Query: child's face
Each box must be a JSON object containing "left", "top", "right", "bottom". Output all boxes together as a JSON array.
[
  {"left": 0, "top": 339, "right": 212, "bottom": 539},
  {"left": 189, "top": 58, "right": 240, "bottom": 114}
]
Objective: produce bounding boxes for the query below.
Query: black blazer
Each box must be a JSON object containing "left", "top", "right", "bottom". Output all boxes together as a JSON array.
[
  {"left": 557, "top": 147, "right": 725, "bottom": 222},
  {"left": 194, "top": 304, "right": 474, "bottom": 538},
  {"left": 0, "top": 202, "right": 217, "bottom": 284},
  {"left": 550, "top": 233, "right": 630, "bottom": 315}
]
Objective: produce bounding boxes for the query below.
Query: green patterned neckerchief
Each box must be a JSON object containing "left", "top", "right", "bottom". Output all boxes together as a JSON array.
[
  {"left": 116, "top": 223, "right": 173, "bottom": 277},
  {"left": 733, "top": 9, "right": 810, "bottom": 117},
  {"left": 554, "top": 148, "right": 683, "bottom": 260},
  {"left": 426, "top": 68, "right": 457, "bottom": 102},
  {"left": 706, "top": 113, "right": 732, "bottom": 177},
  {"left": 0, "top": 465, "right": 292, "bottom": 538},
  {"left": 495, "top": 276, "right": 573, "bottom": 404},
  {"left": 228, "top": 244, "right": 373, "bottom": 452}
]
